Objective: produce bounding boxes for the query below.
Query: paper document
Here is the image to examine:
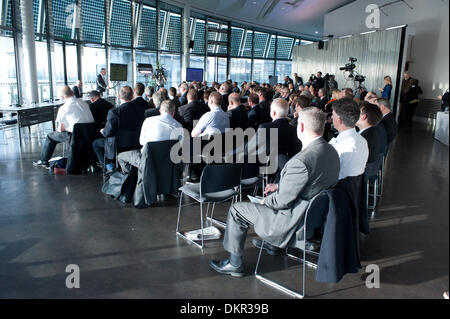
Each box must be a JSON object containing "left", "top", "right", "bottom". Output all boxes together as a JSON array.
[
  {"left": 247, "top": 195, "right": 263, "bottom": 203},
  {"left": 184, "top": 226, "right": 221, "bottom": 241}
]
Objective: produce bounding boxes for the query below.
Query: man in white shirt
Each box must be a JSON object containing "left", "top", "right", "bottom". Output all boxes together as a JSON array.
[
  {"left": 33, "top": 86, "right": 94, "bottom": 167},
  {"left": 329, "top": 97, "right": 369, "bottom": 180},
  {"left": 117, "top": 99, "right": 183, "bottom": 174},
  {"left": 191, "top": 91, "right": 230, "bottom": 138}
]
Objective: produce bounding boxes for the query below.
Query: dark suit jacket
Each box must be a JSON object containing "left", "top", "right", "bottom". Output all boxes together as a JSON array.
[
  {"left": 170, "top": 97, "right": 181, "bottom": 113},
  {"left": 316, "top": 97, "right": 329, "bottom": 111},
  {"left": 145, "top": 107, "right": 160, "bottom": 118},
  {"left": 259, "top": 100, "right": 272, "bottom": 124},
  {"left": 256, "top": 137, "right": 340, "bottom": 248},
  {"left": 376, "top": 124, "right": 388, "bottom": 156},
  {"left": 96, "top": 74, "right": 107, "bottom": 94},
  {"left": 247, "top": 104, "right": 264, "bottom": 129},
  {"left": 178, "top": 101, "right": 209, "bottom": 130},
  {"left": 72, "top": 86, "right": 83, "bottom": 98},
  {"left": 360, "top": 127, "right": 380, "bottom": 164},
  {"left": 178, "top": 92, "right": 188, "bottom": 106},
  {"left": 132, "top": 96, "right": 150, "bottom": 111},
  {"left": 258, "top": 118, "right": 302, "bottom": 158},
  {"left": 227, "top": 105, "right": 249, "bottom": 129},
  {"left": 102, "top": 101, "right": 145, "bottom": 139},
  {"left": 89, "top": 98, "right": 114, "bottom": 131},
  {"left": 381, "top": 112, "right": 397, "bottom": 144},
  {"left": 221, "top": 93, "right": 229, "bottom": 112}
]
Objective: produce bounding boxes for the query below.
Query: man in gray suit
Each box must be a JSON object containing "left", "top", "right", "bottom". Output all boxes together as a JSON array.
[{"left": 210, "top": 107, "right": 340, "bottom": 277}]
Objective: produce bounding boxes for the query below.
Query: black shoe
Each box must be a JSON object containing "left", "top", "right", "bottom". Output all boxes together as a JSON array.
[
  {"left": 252, "top": 238, "right": 282, "bottom": 256},
  {"left": 33, "top": 160, "right": 49, "bottom": 168},
  {"left": 209, "top": 259, "right": 244, "bottom": 277}
]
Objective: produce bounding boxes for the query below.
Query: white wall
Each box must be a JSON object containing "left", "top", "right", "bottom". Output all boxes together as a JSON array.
[{"left": 324, "top": 0, "right": 449, "bottom": 99}]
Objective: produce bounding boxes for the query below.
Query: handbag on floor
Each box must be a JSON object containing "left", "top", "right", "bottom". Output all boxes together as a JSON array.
[{"left": 101, "top": 169, "right": 137, "bottom": 204}]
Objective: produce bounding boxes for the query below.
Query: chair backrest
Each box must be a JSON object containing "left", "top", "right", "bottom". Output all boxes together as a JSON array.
[
  {"left": 67, "top": 122, "right": 98, "bottom": 174},
  {"left": 241, "top": 162, "right": 260, "bottom": 180},
  {"left": 200, "top": 164, "right": 242, "bottom": 195}
]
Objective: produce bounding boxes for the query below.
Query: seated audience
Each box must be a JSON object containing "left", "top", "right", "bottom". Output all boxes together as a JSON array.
[
  {"left": 178, "top": 83, "right": 188, "bottom": 106},
  {"left": 316, "top": 88, "right": 329, "bottom": 111},
  {"left": 256, "top": 87, "right": 272, "bottom": 124},
  {"left": 92, "top": 86, "right": 145, "bottom": 171},
  {"left": 356, "top": 101, "right": 382, "bottom": 164},
  {"left": 290, "top": 95, "right": 312, "bottom": 129},
  {"left": 178, "top": 89, "right": 209, "bottom": 131},
  {"left": 376, "top": 98, "right": 398, "bottom": 146},
  {"left": 257, "top": 98, "right": 302, "bottom": 159},
  {"left": 219, "top": 82, "right": 230, "bottom": 112},
  {"left": 169, "top": 87, "right": 181, "bottom": 112},
  {"left": 227, "top": 93, "right": 249, "bottom": 129},
  {"left": 88, "top": 90, "right": 114, "bottom": 131},
  {"left": 145, "top": 91, "right": 165, "bottom": 117},
  {"left": 72, "top": 80, "right": 83, "bottom": 98},
  {"left": 209, "top": 107, "right": 340, "bottom": 276},
  {"left": 329, "top": 97, "right": 369, "bottom": 180},
  {"left": 117, "top": 100, "right": 183, "bottom": 174},
  {"left": 191, "top": 91, "right": 230, "bottom": 137},
  {"left": 232, "top": 82, "right": 240, "bottom": 93},
  {"left": 247, "top": 93, "right": 264, "bottom": 129},
  {"left": 132, "top": 83, "right": 150, "bottom": 111},
  {"left": 33, "top": 86, "right": 94, "bottom": 167}
]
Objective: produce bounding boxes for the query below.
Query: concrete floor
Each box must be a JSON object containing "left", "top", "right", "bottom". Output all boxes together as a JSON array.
[{"left": 0, "top": 121, "right": 448, "bottom": 299}]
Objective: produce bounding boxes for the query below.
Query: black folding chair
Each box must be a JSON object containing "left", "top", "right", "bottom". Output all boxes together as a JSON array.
[
  {"left": 254, "top": 190, "right": 329, "bottom": 299},
  {"left": 176, "top": 163, "right": 242, "bottom": 250}
]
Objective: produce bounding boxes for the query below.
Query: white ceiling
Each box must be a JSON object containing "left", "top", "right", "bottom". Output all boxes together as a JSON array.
[{"left": 167, "top": 0, "right": 355, "bottom": 38}]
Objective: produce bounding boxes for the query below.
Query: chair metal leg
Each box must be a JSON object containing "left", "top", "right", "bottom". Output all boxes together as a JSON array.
[
  {"left": 373, "top": 179, "right": 378, "bottom": 209},
  {"left": 254, "top": 240, "right": 304, "bottom": 299},
  {"left": 175, "top": 192, "right": 204, "bottom": 250},
  {"left": 200, "top": 203, "right": 204, "bottom": 249}
]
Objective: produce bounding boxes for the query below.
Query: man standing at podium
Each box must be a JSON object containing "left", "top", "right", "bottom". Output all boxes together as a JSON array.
[{"left": 97, "top": 68, "right": 110, "bottom": 96}]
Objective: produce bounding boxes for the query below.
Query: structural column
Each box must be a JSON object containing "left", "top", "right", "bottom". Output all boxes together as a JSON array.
[
  {"left": 20, "top": 0, "right": 39, "bottom": 103},
  {"left": 181, "top": 3, "right": 190, "bottom": 82}
]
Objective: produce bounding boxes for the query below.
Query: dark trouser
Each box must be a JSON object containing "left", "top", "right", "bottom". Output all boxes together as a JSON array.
[
  {"left": 40, "top": 131, "right": 70, "bottom": 162},
  {"left": 118, "top": 150, "right": 142, "bottom": 174},
  {"left": 223, "top": 202, "right": 270, "bottom": 257},
  {"left": 400, "top": 101, "right": 418, "bottom": 125},
  {"left": 92, "top": 138, "right": 113, "bottom": 166}
]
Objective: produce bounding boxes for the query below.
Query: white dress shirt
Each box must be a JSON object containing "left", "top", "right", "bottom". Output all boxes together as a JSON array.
[
  {"left": 194, "top": 107, "right": 230, "bottom": 137},
  {"left": 139, "top": 113, "right": 183, "bottom": 149},
  {"left": 55, "top": 97, "right": 94, "bottom": 133},
  {"left": 329, "top": 128, "right": 369, "bottom": 180}
]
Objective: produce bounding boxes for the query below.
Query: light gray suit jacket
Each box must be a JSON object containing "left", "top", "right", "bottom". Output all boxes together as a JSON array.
[{"left": 254, "top": 137, "right": 340, "bottom": 248}]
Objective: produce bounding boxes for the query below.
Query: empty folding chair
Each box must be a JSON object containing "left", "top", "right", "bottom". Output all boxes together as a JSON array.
[{"left": 176, "top": 164, "right": 242, "bottom": 250}]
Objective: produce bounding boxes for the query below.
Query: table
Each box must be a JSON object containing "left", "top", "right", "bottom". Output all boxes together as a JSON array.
[
  {"left": 0, "top": 96, "right": 116, "bottom": 146},
  {"left": 435, "top": 111, "right": 449, "bottom": 146}
]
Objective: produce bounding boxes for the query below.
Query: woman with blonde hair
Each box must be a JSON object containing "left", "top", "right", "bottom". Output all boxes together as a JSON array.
[{"left": 379, "top": 76, "right": 393, "bottom": 99}]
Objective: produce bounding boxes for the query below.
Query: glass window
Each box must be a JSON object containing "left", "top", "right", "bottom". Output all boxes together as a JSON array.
[
  {"left": 241, "top": 30, "right": 253, "bottom": 58},
  {"left": 53, "top": 43, "right": 66, "bottom": 95},
  {"left": 164, "top": 13, "right": 181, "bottom": 52},
  {"left": 110, "top": 49, "right": 133, "bottom": 86},
  {"left": 230, "top": 27, "right": 244, "bottom": 57},
  {"left": 33, "top": 0, "right": 41, "bottom": 34},
  {"left": 276, "top": 61, "right": 292, "bottom": 82},
  {"left": 217, "top": 24, "right": 228, "bottom": 55},
  {"left": 0, "top": 36, "right": 18, "bottom": 106},
  {"left": 110, "top": 0, "right": 132, "bottom": 47},
  {"left": 0, "top": 0, "right": 13, "bottom": 28},
  {"left": 253, "top": 31, "right": 268, "bottom": 58},
  {"left": 267, "top": 35, "right": 276, "bottom": 59},
  {"left": 36, "top": 41, "right": 51, "bottom": 102},
  {"left": 252, "top": 59, "right": 274, "bottom": 84},
  {"left": 207, "top": 22, "right": 219, "bottom": 54},
  {"left": 81, "top": 0, "right": 105, "bottom": 43},
  {"left": 276, "top": 36, "right": 294, "bottom": 60},
  {"left": 52, "top": 0, "right": 76, "bottom": 40},
  {"left": 206, "top": 56, "right": 215, "bottom": 84},
  {"left": 138, "top": 5, "right": 157, "bottom": 50},
  {"left": 136, "top": 50, "right": 157, "bottom": 86},
  {"left": 82, "top": 45, "right": 106, "bottom": 92},
  {"left": 192, "top": 19, "right": 205, "bottom": 55},
  {"left": 217, "top": 57, "right": 227, "bottom": 83},
  {"left": 160, "top": 53, "right": 181, "bottom": 89},
  {"left": 230, "top": 58, "right": 251, "bottom": 84},
  {"left": 189, "top": 55, "right": 204, "bottom": 70},
  {"left": 65, "top": 44, "right": 78, "bottom": 84},
  {"left": 301, "top": 40, "right": 314, "bottom": 45}
]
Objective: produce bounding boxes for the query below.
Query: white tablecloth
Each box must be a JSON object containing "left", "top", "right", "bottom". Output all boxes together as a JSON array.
[{"left": 435, "top": 112, "right": 449, "bottom": 146}]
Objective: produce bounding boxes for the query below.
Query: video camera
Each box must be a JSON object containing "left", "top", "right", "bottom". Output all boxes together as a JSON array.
[{"left": 339, "top": 57, "right": 358, "bottom": 72}]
